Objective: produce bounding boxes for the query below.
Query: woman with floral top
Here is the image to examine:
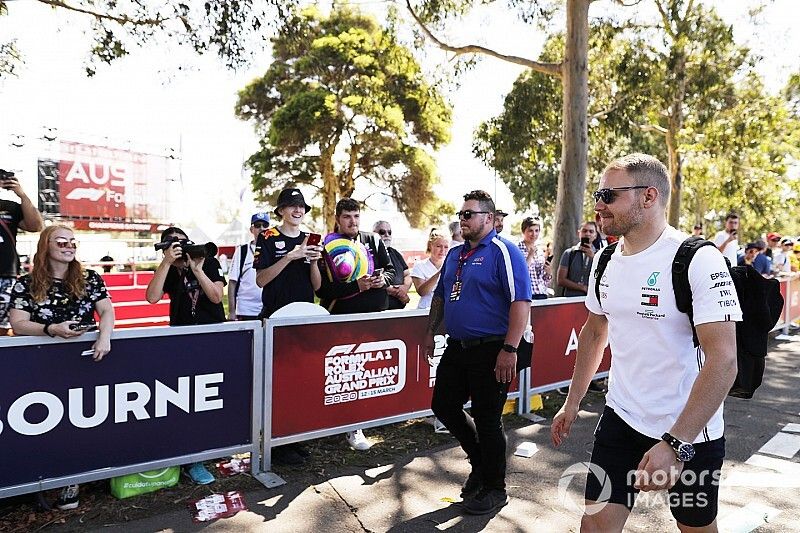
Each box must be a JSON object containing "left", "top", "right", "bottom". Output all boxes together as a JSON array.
[{"left": 8, "top": 225, "right": 114, "bottom": 509}]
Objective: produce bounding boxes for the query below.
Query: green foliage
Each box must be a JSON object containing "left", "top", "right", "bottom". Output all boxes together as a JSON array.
[{"left": 235, "top": 5, "right": 453, "bottom": 229}]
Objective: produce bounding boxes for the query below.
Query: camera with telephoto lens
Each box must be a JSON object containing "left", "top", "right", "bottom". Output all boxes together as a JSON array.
[{"left": 154, "top": 239, "right": 217, "bottom": 260}]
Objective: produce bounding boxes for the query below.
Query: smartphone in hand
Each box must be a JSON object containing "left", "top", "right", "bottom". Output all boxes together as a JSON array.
[
  {"left": 306, "top": 233, "right": 322, "bottom": 246},
  {"left": 70, "top": 323, "right": 98, "bottom": 333},
  {"left": 372, "top": 268, "right": 384, "bottom": 278}
]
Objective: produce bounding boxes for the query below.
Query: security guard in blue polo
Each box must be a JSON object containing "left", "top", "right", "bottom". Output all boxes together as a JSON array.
[{"left": 423, "top": 190, "right": 531, "bottom": 515}]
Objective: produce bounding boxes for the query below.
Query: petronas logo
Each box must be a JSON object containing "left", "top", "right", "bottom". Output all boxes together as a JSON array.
[{"left": 647, "top": 272, "right": 660, "bottom": 287}]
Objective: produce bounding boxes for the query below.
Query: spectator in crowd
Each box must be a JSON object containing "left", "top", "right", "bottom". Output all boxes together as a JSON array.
[
  {"left": 557, "top": 221, "right": 598, "bottom": 297},
  {"left": 593, "top": 212, "right": 611, "bottom": 249},
  {"left": 254, "top": 189, "right": 321, "bottom": 465},
  {"left": 227, "top": 212, "right": 271, "bottom": 321},
  {"left": 764, "top": 232, "right": 781, "bottom": 260},
  {"left": 373, "top": 220, "right": 411, "bottom": 309},
  {"left": 518, "top": 216, "right": 551, "bottom": 300},
  {"left": 739, "top": 241, "right": 772, "bottom": 276},
  {"left": 792, "top": 242, "right": 800, "bottom": 272},
  {"left": 423, "top": 190, "right": 531, "bottom": 515},
  {"left": 1, "top": 169, "right": 44, "bottom": 335},
  {"left": 99, "top": 255, "right": 114, "bottom": 273},
  {"left": 449, "top": 220, "right": 464, "bottom": 248},
  {"left": 145, "top": 226, "right": 226, "bottom": 484},
  {"left": 713, "top": 212, "right": 739, "bottom": 265},
  {"left": 692, "top": 223, "right": 704, "bottom": 238},
  {"left": 771, "top": 236, "right": 792, "bottom": 274},
  {"left": 552, "top": 153, "right": 739, "bottom": 532},
  {"left": 411, "top": 228, "right": 450, "bottom": 309},
  {"left": 545, "top": 241, "right": 554, "bottom": 265},
  {"left": 317, "top": 197, "right": 395, "bottom": 451},
  {"left": 494, "top": 209, "right": 508, "bottom": 234},
  {"left": 9, "top": 225, "right": 114, "bottom": 510}
]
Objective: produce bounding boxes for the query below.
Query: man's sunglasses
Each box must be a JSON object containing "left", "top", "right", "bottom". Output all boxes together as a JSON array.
[
  {"left": 457, "top": 210, "right": 491, "bottom": 220},
  {"left": 377, "top": 229, "right": 392, "bottom": 236},
  {"left": 52, "top": 238, "right": 78, "bottom": 249},
  {"left": 252, "top": 222, "right": 269, "bottom": 229},
  {"left": 593, "top": 186, "right": 650, "bottom": 204}
]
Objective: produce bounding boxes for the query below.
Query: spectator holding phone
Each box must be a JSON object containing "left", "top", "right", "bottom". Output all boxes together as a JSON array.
[
  {"left": 518, "top": 216, "right": 551, "bottom": 300},
  {"left": 8, "top": 225, "right": 114, "bottom": 510},
  {"left": 254, "top": 188, "right": 322, "bottom": 318},
  {"left": 713, "top": 212, "right": 739, "bottom": 265},
  {"left": 557, "top": 221, "right": 598, "bottom": 297},
  {"left": 1, "top": 169, "right": 44, "bottom": 335}
]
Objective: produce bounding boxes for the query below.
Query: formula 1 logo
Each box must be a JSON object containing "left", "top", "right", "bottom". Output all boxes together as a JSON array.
[
  {"left": 323, "top": 340, "right": 407, "bottom": 406},
  {"left": 65, "top": 188, "right": 105, "bottom": 201}
]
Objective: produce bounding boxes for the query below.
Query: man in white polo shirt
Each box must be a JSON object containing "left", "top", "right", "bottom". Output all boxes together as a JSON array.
[
  {"left": 227, "top": 212, "right": 270, "bottom": 320},
  {"left": 552, "top": 154, "right": 741, "bottom": 532}
]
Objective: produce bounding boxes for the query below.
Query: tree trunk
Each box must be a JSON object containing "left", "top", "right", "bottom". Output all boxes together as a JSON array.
[
  {"left": 666, "top": 50, "right": 687, "bottom": 227},
  {"left": 552, "top": 0, "right": 590, "bottom": 275},
  {"left": 320, "top": 146, "right": 337, "bottom": 232}
]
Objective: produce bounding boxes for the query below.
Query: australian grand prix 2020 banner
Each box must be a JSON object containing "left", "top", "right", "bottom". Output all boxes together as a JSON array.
[
  {"left": 269, "top": 314, "right": 522, "bottom": 438},
  {"left": 0, "top": 331, "right": 253, "bottom": 490}
]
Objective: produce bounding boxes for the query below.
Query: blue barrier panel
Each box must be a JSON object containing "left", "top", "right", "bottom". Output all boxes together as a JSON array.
[{"left": 0, "top": 323, "right": 259, "bottom": 497}]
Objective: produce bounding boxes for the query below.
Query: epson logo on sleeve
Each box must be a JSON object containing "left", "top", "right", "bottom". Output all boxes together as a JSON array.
[
  {"left": 0, "top": 373, "right": 224, "bottom": 437},
  {"left": 710, "top": 271, "right": 730, "bottom": 281}
]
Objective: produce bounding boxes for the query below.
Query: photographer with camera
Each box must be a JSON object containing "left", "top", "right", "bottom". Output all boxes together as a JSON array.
[
  {"left": 145, "top": 227, "right": 225, "bottom": 484},
  {"left": 1, "top": 169, "right": 44, "bottom": 335},
  {"left": 556, "top": 221, "right": 598, "bottom": 297},
  {"left": 146, "top": 227, "right": 226, "bottom": 326},
  {"left": 713, "top": 212, "right": 739, "bottom": 265}
]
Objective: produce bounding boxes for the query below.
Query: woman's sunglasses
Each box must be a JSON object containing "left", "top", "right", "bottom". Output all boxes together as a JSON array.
[
  {"left": 592, "top": 186, "right": 650, "bottom": 204},
  {"left": 456, "top": 210, "right": 490, "bottom": 220},
  {"left": 52, "top": 238, "right": 78, "bottom": 249}
]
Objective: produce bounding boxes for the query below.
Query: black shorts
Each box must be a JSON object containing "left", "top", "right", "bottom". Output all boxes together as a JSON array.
[{"left": 585, "top": 406, "right": 725, "bottom": 527}]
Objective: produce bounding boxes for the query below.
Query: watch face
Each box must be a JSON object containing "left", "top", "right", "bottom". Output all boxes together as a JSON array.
[{"left": 677, "top": 443, "right": 695, "bottom": 462}]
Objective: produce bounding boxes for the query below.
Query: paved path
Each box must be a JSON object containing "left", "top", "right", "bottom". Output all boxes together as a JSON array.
[{"left": 103, "top": 335, "right": 800, "bottom": 532}]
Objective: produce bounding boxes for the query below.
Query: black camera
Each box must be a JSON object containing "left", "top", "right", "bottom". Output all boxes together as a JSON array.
[{"left": 154, "top": 239, "right": 217, "bottom": 259}]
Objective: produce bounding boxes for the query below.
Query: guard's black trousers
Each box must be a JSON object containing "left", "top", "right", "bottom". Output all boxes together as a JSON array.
[{"left": 431, "top": 338, "right": 510, "bottom": 491}]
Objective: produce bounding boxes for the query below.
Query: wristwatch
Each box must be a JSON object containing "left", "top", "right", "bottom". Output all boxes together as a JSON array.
[
  {"left": 502, "top": 343, "right": 517, "bottom": 354},
  {"left": 661, "top": 432, "right": 695, "bottom": 462}
]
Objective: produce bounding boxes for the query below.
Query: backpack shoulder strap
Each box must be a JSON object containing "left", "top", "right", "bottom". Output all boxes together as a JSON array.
[
  {"left": 672, "top": 236, "right": 717, "bottom": 346},
  {"left": 233, "top": 243, "right": 249, "bottom": 300},
  {"left": 593, "top": 242, "right": 618, "bottom": 308}
]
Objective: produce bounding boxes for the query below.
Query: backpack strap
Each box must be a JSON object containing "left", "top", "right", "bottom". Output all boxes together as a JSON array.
[
  {"left": 233, "top": 243, "right": 249, "bottom": 300},
  {"left": 672, "top": 236, "right": 717, "bottom": 347},
  {"left": 593, "top": 242, "right": 618, "bottom": 308}
]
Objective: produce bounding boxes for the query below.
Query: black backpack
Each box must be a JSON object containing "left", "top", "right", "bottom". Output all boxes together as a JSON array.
[{"left": 594, "top": 236, "right": 784, "bottom": 399}]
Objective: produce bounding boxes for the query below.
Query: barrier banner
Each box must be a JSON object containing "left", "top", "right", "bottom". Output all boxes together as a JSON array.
[
  {"left": 788, "top": 279, "right": 800, "bottom": 324},
  {"left": 0, "top": 331, "right": 253, "bottom": 489},
  {"left": 530, "top": 300, "right": 611, "bottom": 388},
  {"left": 270, "top": 315, "right": 520, "bottom": 437}
]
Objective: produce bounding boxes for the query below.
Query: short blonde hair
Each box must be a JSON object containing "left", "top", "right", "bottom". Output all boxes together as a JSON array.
[{"left": 603, "top": 153, "right": 670, "bottom": 206}]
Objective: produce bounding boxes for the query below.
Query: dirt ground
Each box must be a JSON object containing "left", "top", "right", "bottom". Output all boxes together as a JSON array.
[{"left": 0, "top": 393, "right": 571, "bottom": 533}]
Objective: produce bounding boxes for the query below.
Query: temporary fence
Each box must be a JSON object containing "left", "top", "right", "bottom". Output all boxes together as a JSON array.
[{"left": 3, "top": 282, "right": 798, "bottom": 496}]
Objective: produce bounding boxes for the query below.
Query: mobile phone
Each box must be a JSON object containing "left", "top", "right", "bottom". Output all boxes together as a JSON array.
[
  {"left": 731, "top": 230, "right": 738, "bottom": 237},
  {"left": 80, "top": 349, "right": 95, "bottom": 357},
  {"left": 70, "top": 323, "right": 98, "bottom": 332},
  {"left": 372, "top": 268, "right": 384, "bottom": 278},
  {"left": 306, "top": 233, "right": 322, "bottom": 246},
  {"left": 580, "top": 237, "right": 591, "bottom": 246}
]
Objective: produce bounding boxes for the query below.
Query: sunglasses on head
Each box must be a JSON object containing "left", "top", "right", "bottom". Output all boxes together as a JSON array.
[
  {"left": 53, "top": 238, "right": 77, "bottom": 249},
  {"left": 456, "top": 210, "right": 490, "bottom": 220},
  {"left": 377, "top": 229, "right": 392, "bottom": 236},
  {"left": 593, "top": 186, "right": 651, "bottom": 204}
]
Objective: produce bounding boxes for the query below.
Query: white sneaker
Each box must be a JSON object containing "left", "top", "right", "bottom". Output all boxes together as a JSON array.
[
  {"left": 433, "top": 418, "right": 450, "bottom": 434},
  {"left": 345, "top": 430, "right": 372, "bottom": 451}
]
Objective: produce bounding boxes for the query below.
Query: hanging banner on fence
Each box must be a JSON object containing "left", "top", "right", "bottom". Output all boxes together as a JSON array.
[
  {"left": 270, "top": 315, "right": 520, "bottom": 437},
  {"left": 529, "top": 300, "right": 611, "bottom": 388},
  {"left": 0, "top": 330, "right": 254, "bottom": 490}
]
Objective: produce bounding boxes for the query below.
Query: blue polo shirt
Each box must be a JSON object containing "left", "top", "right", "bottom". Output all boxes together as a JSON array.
[{"left": 433, "top": 229, "right": 532, "bottom": 340}]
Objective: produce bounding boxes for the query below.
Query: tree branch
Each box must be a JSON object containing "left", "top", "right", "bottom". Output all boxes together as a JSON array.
[
  {"left": 35, "top": 0, "right": 171, "bottom": 26},
  {"left": 638, "top": 123, "right": 668, "bottom": 135},
  {"left": 405, "top": 0, "right": 562, "bottom": 78},
  {"left": 653, "top": 0, "right": 676, "bottom": 39}
]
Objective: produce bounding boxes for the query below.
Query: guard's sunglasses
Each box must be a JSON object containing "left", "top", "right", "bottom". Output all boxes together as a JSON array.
[
  {"left": 456, "top": 210, "right": 490, "bottom": 220},
  {"left": 593, "top": 186, "right": 650, "bottom": 204}
]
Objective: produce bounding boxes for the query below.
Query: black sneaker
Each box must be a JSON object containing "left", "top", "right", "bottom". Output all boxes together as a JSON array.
[
  {"left": 556, "top": 386, "right": 569, "bottom": 396},
  {"left": 460, "top": 469, "right": 482, "bottom": 499},
  {"left": 55, "top": 484, "right": 79, "bottom": 511},
  {"left": 463, "top": 488, "right": 508, "bottom": 515},
  {"left": 588, "top": 380, "right": 607, "bottom": 393}
]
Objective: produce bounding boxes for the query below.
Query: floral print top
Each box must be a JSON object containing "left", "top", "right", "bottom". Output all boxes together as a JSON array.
[{"left": 11, "top": 270, "right": 110, "bottom": 325}]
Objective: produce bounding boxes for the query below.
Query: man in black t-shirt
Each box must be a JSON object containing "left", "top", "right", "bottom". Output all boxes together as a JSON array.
[
  {"left": 1, "top": 170, "right": 44, "bottom": 334},
  {"left": 145, "top": 227, "right": 226, "bottom": 326},
  {"left": 253, "top": 188, "right": 322, "bottom": 318},
  {"left": 372, "top": 220, "right": 411, "bottom": 310}
]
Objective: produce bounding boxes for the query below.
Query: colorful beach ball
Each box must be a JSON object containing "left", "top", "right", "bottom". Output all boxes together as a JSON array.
[{"left": 323, "top": 234, "right": 373, "bottom": 282}]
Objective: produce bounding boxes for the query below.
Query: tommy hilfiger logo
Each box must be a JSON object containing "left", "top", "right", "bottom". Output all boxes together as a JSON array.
[{"left": 641, "top": 294, "right": 659, "bottom": 306}]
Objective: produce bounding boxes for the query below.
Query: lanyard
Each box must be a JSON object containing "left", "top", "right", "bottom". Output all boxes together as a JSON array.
[{"left": 454, "top": 245, "right": 480, "bottom": 283}]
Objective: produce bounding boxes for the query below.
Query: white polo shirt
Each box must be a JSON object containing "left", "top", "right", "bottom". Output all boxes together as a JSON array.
[
  {"left": 228, "top": 242, "right": 263, "bottom": 317},
  {"left": 586, "top": 226, "right": 742, "bottom": 443}
]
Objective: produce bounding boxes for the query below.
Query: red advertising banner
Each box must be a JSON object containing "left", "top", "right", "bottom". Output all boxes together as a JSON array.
[
  {"left": 529, "top": 300, "right": 611, "bottom": 389},
  {"left": 270, "top": 315, "right": 521, "bottom": 438}
]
